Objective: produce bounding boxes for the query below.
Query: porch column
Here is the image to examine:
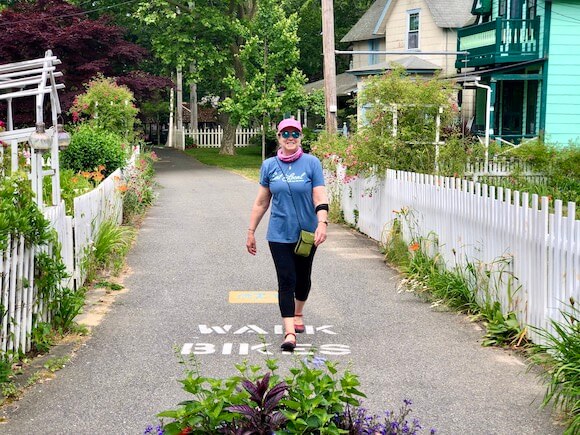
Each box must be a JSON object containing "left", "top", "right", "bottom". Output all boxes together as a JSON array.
[{"left": 489, "top": 80, "right": 497, "bottom": 138}]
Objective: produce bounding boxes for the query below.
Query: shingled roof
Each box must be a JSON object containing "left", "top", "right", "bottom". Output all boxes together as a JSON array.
[
  {"left": 424, "top": 0, "right": 476, "bottom": 28},
  {"left": 340, "top": 0, "right": 475, "bottom": 45},
  {"left": 340, "top": 0, "right": 389, "bottom": 43},
  {"left": 304, "top": 73, "right": 358, "bottom": 96},
  {"left": 347, "top": 56, "right": 441, "bottom": 75}
]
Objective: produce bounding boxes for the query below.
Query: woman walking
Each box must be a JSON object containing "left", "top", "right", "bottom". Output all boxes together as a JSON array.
[{"left": 246, "top": 117, "right": 329, "bottom": 352}]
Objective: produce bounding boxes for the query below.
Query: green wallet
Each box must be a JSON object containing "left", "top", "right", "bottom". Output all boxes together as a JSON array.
[{"left": 294, "top": 230, "right": 315, "bottom": 257}]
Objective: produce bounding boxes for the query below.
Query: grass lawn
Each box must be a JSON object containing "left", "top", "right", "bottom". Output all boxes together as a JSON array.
[{"left": 185, "top": 145, "right": 263, "bottom": 182}]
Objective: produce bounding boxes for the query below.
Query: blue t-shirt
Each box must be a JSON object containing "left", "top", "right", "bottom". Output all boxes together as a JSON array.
[{"left": 260, "top": 153, "right": 325, "bottom": 243}]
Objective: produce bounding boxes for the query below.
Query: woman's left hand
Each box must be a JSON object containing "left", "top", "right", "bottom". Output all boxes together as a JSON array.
[{"left": 314, "top": 222, "right": 327, "bottom": 246}]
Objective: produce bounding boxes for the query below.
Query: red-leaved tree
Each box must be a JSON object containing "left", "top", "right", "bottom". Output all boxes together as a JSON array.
[{"left": 0, "top": 0, "right": 170, "bottom": 125}]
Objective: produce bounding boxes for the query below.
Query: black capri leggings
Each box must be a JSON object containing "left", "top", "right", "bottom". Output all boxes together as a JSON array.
[{"left": 268, "top": 242, "right": 317, "bottom": 318}]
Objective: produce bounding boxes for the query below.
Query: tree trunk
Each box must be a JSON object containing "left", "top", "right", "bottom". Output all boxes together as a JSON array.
[
  {"left": 190, "top": 62, "right": 198, "bottom": 135},
  {"left": 219, "top": 112, "right": 236, "bottom": 155}
]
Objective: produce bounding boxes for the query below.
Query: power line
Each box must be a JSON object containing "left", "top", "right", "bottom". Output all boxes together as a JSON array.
[
  {"left": 536, "top": 4, "right": 580, "bottom": 25},
  {"left": 0, "top": 0, "right": 141, "bottom": 28}
]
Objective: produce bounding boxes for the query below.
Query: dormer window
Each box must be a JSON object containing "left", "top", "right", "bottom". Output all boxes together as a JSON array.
[{"left": 407, "top": 10, "right": 420, "bottom": 50}]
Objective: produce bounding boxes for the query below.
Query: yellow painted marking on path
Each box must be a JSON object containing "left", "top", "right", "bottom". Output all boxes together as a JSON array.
[{"left": 229, "top": 291, "right": 278, "bottom": 304}]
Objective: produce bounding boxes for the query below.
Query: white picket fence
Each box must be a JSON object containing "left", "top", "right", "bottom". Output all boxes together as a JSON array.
[
  {"left": 186, "top": 126, "right": 261, "bottom": 147},
  {"left": 1, "top": 155, "right": 133, "bottom": 356},
  {"left": 332, "top": 166, "right": 579, "bottom": 343},
  {"left": 72, "top": 168, "right": 124, "bottom": 287}
]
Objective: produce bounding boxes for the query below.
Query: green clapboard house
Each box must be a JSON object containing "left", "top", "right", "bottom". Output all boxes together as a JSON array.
[{"left": 456, "top": 0, "right": 580, "bottom": 146}]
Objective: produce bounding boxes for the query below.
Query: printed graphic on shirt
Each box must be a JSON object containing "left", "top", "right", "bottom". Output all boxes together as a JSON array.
[{"left": 272, "top": 170, "right": 306, "bottom": 183}]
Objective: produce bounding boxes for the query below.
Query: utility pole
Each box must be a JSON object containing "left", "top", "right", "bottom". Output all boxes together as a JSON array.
[{"left": 321, "top": 0, "right": 338, "bottom": 134}]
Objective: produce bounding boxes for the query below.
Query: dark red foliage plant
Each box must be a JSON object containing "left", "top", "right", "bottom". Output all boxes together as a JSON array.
[
  {"left": 223, "top": 372, "right": 288, "bottom": 435},
  {"left": 0, "top": 0, "right": 169, "bottom": 125}
]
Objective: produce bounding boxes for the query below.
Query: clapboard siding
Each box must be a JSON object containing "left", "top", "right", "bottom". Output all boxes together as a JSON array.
[{"left": 544, "top": 0, "right": 580, "bottom": 144}]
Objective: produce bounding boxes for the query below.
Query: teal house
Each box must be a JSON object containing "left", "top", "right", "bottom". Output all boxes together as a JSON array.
[{"left": 456, "top": 0, "right": 580, "bottom": 145}]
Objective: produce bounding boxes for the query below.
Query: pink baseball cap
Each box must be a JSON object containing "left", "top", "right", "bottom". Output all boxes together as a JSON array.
[{"left": 277, "top": 117, "right": 302, "bottom": 133}]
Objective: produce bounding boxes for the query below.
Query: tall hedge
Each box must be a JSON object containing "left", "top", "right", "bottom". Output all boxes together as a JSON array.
[{"left": 60, "top": 125, "right": 127, "bottom": 177}]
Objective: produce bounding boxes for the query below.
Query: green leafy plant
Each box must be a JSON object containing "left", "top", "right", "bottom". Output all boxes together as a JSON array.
[
  {"left": 30, "top": 322, "right": 54, "bottom": 354},
  {"left": 0, "top": 356, "right": 12, "bottom": 384},
  {"left": 1, "top": 381, "right": 19, "bottom": 400},
  {"left": 479, "top": 140, "right": 580, "bottom": 217},
  {"left": 481, "top": 303, "right": 523, "bottom": 347},
  {"left": 51, "top": 287, "right": 86, "bottom": 334},
  {"left": 151, "top": 356, "right": 434, "bottom": 434},
  {"left": 60, "top": 124, "right": 127, "bottom": 178},
  {"left": 157, "top": 358, "right": 248, "bottom": 434},
  {"left": 531, "top": 299, "right": 580, "bottom": 434},
  {"left": 81, "top": 220, "right": 134, "bottom": 282},
  {"left": 282, "top": 357, "right": 365, "bottom": 433},
  {"left": 92, "top": 220, "right": 135, "bottom": 275},
  {"left": 95, "top": 281, "right": 124, "bottom": 291},
  {"left": 0, "top": 173, "right": 52, "bottom": 251},
  {"left": 43, "top": 356, "right": 70, "bottom": 373}
]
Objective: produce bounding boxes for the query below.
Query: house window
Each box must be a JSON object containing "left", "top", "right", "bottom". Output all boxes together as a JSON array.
[
  {"left": 407, "top": 10, "right": 420, "bottom": 50},
  {"left": 368, "top": 39, "right": 379, "bottom": 65},
  {"left": 510, "top": 0, "right": 523, "bottom": 19},
  {"left": 499, "top": 0, "right": 507, "bottom": 16},
  {"left": 527, "top": 0, "right": 536, "bottom": 19}
]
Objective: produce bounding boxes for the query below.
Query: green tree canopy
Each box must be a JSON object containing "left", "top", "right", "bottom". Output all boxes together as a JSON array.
[{"left": 136, "top": 0, "right": 308, "bottom": 154}]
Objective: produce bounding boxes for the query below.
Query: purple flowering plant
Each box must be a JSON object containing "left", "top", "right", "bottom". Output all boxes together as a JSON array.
[{"left": 338, "top": 399, "right": 436, "bottom": 435}]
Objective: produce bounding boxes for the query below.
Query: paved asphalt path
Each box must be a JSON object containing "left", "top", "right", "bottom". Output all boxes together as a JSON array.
[{"left": 0, "top": 147, "right": 562, "bottom": 434}]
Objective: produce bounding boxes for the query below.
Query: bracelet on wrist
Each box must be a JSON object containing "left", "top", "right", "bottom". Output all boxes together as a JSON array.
[
  {"left": 318, "top": 221, "right": 328, "bottom": 226},
  {"left": 248, "top": 228, "right": 255, "bottom": 233}
]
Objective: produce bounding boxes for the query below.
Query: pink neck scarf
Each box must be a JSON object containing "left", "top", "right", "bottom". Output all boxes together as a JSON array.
[{"left": 277, "top": 147, "right": 303, "bottom": 163}]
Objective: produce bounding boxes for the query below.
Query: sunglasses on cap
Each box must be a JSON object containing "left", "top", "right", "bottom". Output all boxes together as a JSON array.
[{"left": 280, "top": 130, "right": 301, "bottom": 139}]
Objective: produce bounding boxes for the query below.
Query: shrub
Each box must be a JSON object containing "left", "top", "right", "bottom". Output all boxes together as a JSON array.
[
  {"left": 0, "top": 173, "right": 52, "bottom": 251},
  {"left": 61, "top": 124, "right": 127, "bottom": 177},
  {"left": 121, "top": 150, "right": 158, "bottom": 224},
  {"left": 69, "top": 75, "right": 139, "bottom": 140},
  {"left": 300, "top": 126, "right": 319, "bottom": 153}
]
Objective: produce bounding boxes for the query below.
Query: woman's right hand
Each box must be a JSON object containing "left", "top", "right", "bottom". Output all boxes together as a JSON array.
[{"left": 246, "top": 232, "right": 257, "bottom": 255}]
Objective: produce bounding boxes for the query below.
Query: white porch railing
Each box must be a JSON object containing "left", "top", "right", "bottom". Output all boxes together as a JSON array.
[
  {"left": 185, "top": 126, "right": 261, "bottom": 147},
  {"left": 331, "top": 166, "right": 579, "bottom": 344},
  {"left": 466, "top": 157, "right": 547, "bottom": 183}
]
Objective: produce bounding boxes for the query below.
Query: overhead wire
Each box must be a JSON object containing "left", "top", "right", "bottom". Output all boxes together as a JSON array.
[
  {"left": 0, "top": 0, "right": 141, "bottom": 27},
  {"left": 536, "top": 3, "right": 580, "bottom": 25}
]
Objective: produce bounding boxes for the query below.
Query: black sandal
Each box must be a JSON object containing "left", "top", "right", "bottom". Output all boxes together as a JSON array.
[{"left": 281, "top": 332, "right": 297, "bottom": 352}]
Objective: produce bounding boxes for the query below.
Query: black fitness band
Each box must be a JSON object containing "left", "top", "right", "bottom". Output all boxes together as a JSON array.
[{"left": 315, "top": 204, "right": 329, "bottom": 213}]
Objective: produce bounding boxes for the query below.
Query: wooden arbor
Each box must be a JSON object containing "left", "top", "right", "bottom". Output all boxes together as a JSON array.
[{"left": 0, "top": 50, "right": 66, "bottom": 210}]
